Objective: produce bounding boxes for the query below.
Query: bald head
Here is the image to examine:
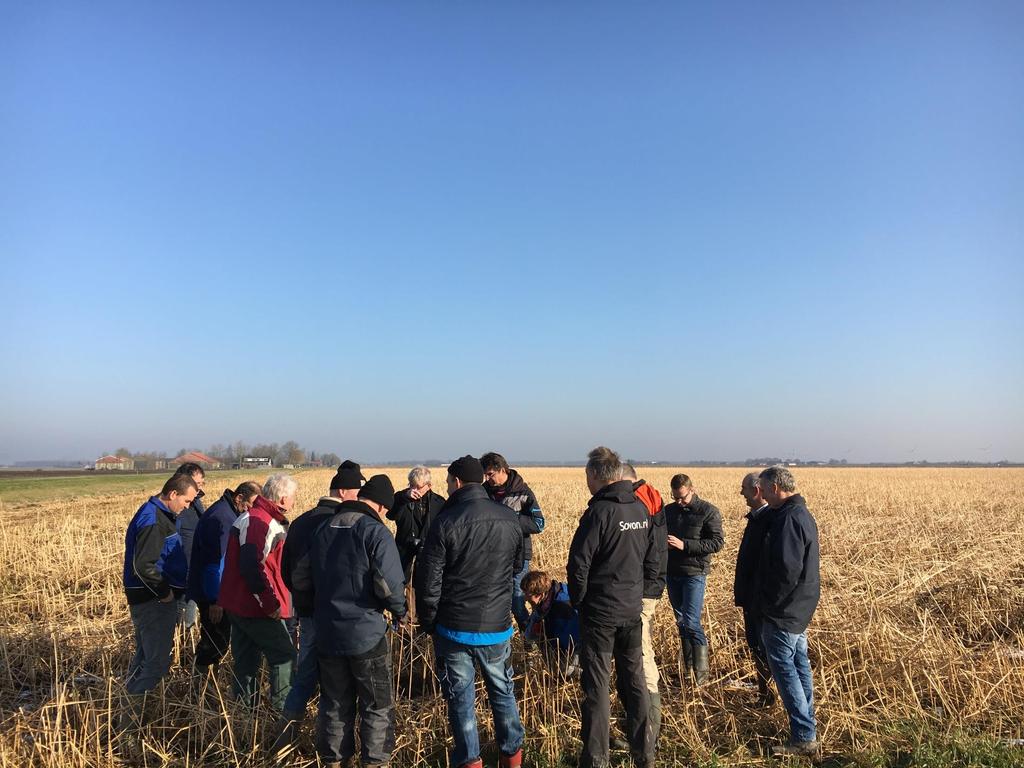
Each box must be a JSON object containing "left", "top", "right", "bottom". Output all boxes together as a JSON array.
[{"left": 740, "top": 472, "right": 764, "bottom": 510}]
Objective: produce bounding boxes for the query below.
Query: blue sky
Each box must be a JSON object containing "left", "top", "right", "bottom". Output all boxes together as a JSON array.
[{"left": 1, "top": 2, "right": 1021, "bottom": 464}]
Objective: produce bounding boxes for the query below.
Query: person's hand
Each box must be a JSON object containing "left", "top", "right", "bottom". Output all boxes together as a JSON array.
[
  {"left": 667, "top": 535, "right": 686, "bottom": 551},
  {"left": 209, "top": 605, "right": 224, "bottom": 623},
  {"left": 408, "top": 486, "right": 423, "bottom": 501},
  {"left": 395, "top": 613, "right": 412, "bottom": 631},
  {"left": 268, "top": 607, "right": 282, "bottom": 619}
]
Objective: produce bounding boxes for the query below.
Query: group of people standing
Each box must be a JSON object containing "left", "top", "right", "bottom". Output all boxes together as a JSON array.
[{"left": 120, "top": 449, "right": 820, "bottom": 767}]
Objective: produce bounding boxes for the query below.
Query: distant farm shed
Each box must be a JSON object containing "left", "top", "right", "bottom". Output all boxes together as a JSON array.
[
  {"left": 172, "top": 451, "right": 222, "bottom": 470},
  {"left": 239, "top": 456, "right": 273, "bottom": 470},
  {"left": 95, "top": 455, "right": 134, "bottom": 471}
]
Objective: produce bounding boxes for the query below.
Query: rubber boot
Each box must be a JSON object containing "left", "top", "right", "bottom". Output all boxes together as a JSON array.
[
  {"left": 754, "top": 655, "right": 775, "bottom": 707},
  {"left": 679, "top": 638, "right": 694, "bottom": 682},
  {"left": 499, "top": 748, "right": 523, "bottom": 768},
  {"left": 269, "top": 712, "right": 300, "bottom": 755},
  {"left": 116, "top": 692, "right": 148, "bottom": 732},
  {"left": 693, "top": 643, "right": 710, "bottom": 685},
  {"left": 649, "top": 691, "right": 662, "bottom": 750}
]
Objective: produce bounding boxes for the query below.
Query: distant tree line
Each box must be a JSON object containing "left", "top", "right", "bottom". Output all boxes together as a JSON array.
[{"left": 108, "top": 443, "right": 342, "bottom": 468}]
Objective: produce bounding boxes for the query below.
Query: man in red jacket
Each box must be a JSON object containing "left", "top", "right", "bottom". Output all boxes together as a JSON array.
[
  {"left": 218, "top": 473, "right": 297, "bottom": 713},
  {"left": 622, "top": 463, "right": 667, "bottom": 748}
]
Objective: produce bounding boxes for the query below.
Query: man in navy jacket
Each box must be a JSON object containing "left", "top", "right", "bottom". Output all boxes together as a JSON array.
[
  {"left": 291, "top": 474, "right": 406, "bottom": 768},
  {"left": 186, "top": 481, "right": 261, "bottom": 669},
  {"left": 756, "top": 466, "right": 821, "bottom": 757},
  {"left": 121, "top": 473, "right": 197, "bottom": 727}
]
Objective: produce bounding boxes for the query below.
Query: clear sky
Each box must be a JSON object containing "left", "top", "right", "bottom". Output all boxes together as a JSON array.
[{"left": 2, "top": 2, "right": 1022, "bottom": 464}]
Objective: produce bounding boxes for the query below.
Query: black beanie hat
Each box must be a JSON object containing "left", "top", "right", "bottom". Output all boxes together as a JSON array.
[
  {"left": 448, "top": 455, "right": 484, "bottom": 484},
  {"left": 330, "top": 459, "right": 365, "bottom": 490},
  {"left": 358, "top": 474, "right": 396, "bottom": 510}
]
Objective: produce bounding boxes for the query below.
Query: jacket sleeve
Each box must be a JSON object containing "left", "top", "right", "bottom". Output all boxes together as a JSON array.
[
  {"left": 386, "top": 493, "right": 407, "bottom": 522},
  {"left": 370, "top": 526, "right": 408, "bottom": 618},
  {"left": 643, "top": 508, "right": 668, "bottom": 599},
  {"left": 567, "top": 509, "right": 600, "bottom": 607},
  {"left": 238, "top": 515, "right": 280, "bottom": 616},
  {"left": 518, "top": 486, "right": 545, "bottom": 536},
  {"left": 413, "top": 518, "right": 446, "bottom": 631},
  {"left": 684, "top": 504, "right": 725, "bottom": 555},
  {"left": 762, "top": 513, "right": 808, "bottom": 609},
  {"left": 291, "top": 548, "right": 313, "bottom": 595},
  {"left": 200, "top": 514, "right": 230, "bottom": 601},
  {"left": 280, "top": 522, "right": 297, "bottom": 593},
  {"left": 133, "top": 520, "right": 171, "bottom": 599}
]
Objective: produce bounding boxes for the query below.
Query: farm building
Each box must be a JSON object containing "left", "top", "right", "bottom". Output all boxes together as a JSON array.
[
  {"left": 240, "top": 456, "right": 273, "bottom": 469},
  {"left": 94, "top": 455, "right": 134, "bottom": 471},
  {"left": 134, "top": 458, "right": 168, "bottom": 471},
  {"left": 172, "top": 451, "right": 222, "bottom": 470}
]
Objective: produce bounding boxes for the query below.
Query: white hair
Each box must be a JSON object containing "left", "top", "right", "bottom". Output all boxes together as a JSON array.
[
  {"left": 262, "top": 473, "right": 298, "bottom": 503},
  {"left": 408, "top": 465, "right": 432, "bottom": 486}
]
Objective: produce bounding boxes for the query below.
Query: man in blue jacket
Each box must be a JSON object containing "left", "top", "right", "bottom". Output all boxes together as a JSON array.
[
  {"left": 121, "top": 473, "right": 198, "bottom": 726},
  {"left": 186, "top": 481, "right": 261, "bottom": 669},
  {"left": 756, "top": 466, "right": 821, "bottom": 757},
  {"left": 291, "top": 474, "right": 406, "bottom": 768}
]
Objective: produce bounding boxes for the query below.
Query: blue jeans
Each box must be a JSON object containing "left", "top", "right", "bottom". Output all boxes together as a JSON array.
[
  {"left": 665, "top": 573, "right": 707, "bottom": 646},
  {"left": 760, "top": 621, "right": 816, "bottom": 742},
  {"left": 511, "top": 558, "right": 530, "bottom": 630},
  {"left": 283, "top": 616, "right": 318, "bottom": 718},
  {"left": 433, "top": 635, "right": 525, "bottom": 766}
]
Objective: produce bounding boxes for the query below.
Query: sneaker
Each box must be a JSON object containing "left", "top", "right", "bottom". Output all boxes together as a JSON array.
[{"left": 770, "top": 739, "right": 819, "bottom": 757}]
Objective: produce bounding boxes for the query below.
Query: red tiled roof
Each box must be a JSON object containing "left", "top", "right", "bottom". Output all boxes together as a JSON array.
[
  {"left": 96, "top": 455, "right": 127, "bottom": 463},
  {"left": 173, "top": 451, "right": 219, "bottom": 465}
]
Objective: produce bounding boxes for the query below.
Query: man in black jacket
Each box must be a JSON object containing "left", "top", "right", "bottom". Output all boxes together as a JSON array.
[
  {"left": 387, "top": 465, "right": 445, "bottom": 622},
  {"left": 415, "top": 456, "right": 525, "bottom": 768},
  {"left": 481, "top": 452, "right": 543, "bottom": 630},
  {"left": 291, "top": 475, "right": 406, "bottom": 768},
  {"left": 756, "top": 466, "right": 820, "bottom": 757},
  {"left": 734, "top": 472, "right": 774, "bottom": 707},
  {"left": 664, "top": 473, "right": 724, "bottom": 684},
  {"left": 567, "top": 447, "right": 658, "bottom": 768},
  {"left": 278, "top": 460, "right": 364, "bottom": 742}
]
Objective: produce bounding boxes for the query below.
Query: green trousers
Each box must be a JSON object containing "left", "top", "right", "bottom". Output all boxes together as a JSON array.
[{"left": 228, "top": 613, "right": 296, "bottom": 712}]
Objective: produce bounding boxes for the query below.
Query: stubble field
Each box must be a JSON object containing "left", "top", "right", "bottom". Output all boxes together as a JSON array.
[{"left": 0, "top": 467, "right": 1022, "bottom": 767}]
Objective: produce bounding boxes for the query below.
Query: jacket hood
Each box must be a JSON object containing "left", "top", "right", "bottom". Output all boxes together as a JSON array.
[
  {"left": 500, "top": 468, "right": 529, "bottom": 493},
  {"left": 218, "top": 489, "right": 242, "bottom": 516},
  {"left": 338, "top": 498, "right": 384, "bottom": 524},
  {"left": 589, "top": 479, "right": 637, "bottom": 505},
  {"left": 252, "top": 494, "right": 288, "bottom": 523},
  {"left": 442, "top": 483, "right": 490, "bottom": 510},
  {"left": 773, "top": 494, "right": 807, "bottom": 514}
]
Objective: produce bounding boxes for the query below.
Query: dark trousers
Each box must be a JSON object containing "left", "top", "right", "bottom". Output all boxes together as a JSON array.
[
  {"left": 579, "top": 618, "right": 652, "bottom": 768},
  {"left": 742, "top": 608, "right": 771, "bottom": 681},
  {"left": 194, "top": 601, "right": 231, "bottom": 668},
  {"left": 317, "top": 636, "right": 395, "bottom": 765}
]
